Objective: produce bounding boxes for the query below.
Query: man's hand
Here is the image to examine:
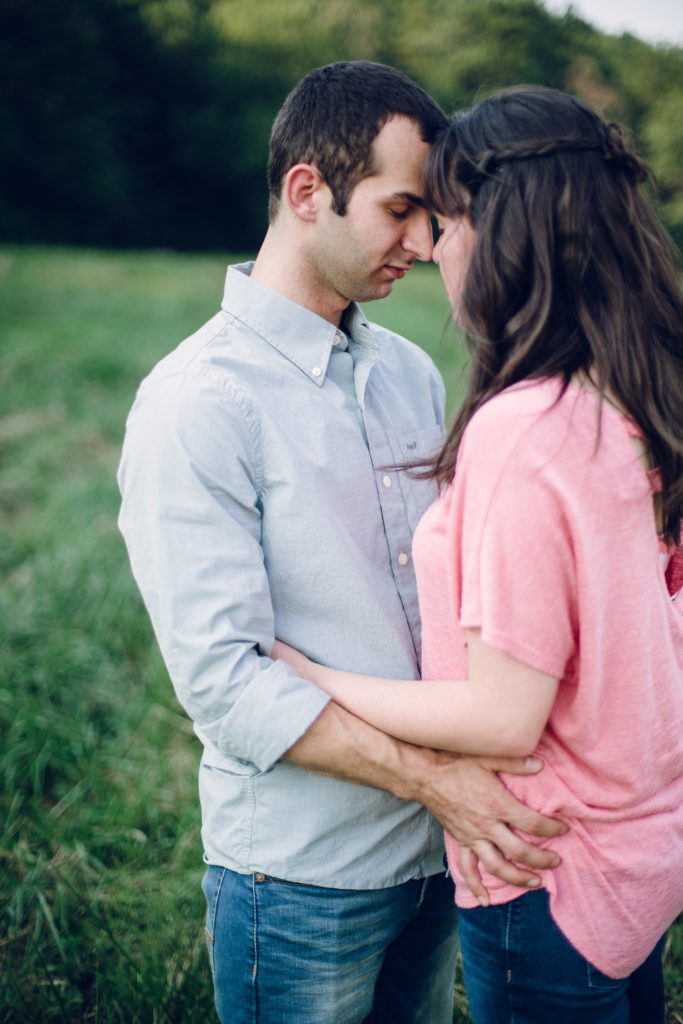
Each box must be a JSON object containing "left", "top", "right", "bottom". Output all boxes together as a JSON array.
[
  {"left": 285, "top": 702, "right": 566, "bottom": 906},
  {"left": 411, "top": 750, "right": 567, "bottom": 905}
]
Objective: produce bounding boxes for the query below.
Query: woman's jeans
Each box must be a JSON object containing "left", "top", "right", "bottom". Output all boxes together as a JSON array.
[
  {"left": 458, "top": 888, "right": 666, "bottom": 1024},
  {"left": 202, "top": 864, "right": 459, "bottom": 1024}
]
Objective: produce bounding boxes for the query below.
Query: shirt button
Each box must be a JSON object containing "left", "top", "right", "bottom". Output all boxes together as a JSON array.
[
  {"left": 312, "top": 366, "right": 322, "bottom": 377},
  {"left": 332, "top": 334, "right": 341, "bottom": 347},
  {"left": 382, "top": 475, "right": 392, "bottom": 488},
  {"left": 397, "top": 552, "right": 409, "bottom": 567}
]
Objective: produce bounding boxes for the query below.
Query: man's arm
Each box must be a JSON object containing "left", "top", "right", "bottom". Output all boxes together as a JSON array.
[{"left": 285, "top": 701, "right": 565, "bottom": 905}]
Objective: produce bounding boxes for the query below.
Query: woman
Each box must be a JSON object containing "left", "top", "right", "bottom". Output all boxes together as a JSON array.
[{"left": 273, "top": 87, "right": 683, "bottom": 1021}]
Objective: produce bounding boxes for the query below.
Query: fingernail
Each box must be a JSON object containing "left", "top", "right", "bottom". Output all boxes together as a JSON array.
[
  {"left": 525, "top": 756, "right": 543, "bottom": 770},
  {"left": 478, "top": 894, "right": 490, "bottom": 907},
  {"left": 526, "top": 877, "right": 541, "bottom": 887}
]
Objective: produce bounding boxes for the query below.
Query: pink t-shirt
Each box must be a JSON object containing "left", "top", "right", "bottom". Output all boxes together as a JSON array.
[{"left": 413, "top": 378, "right": 683, "bottom": 978}]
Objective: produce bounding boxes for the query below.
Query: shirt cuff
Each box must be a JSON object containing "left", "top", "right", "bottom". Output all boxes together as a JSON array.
[{"left": 216, "top": 657, "right": 332, "bottom": 772}]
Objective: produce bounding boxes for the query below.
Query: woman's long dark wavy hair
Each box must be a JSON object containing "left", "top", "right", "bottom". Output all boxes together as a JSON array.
[{"left": 425, "top": 86, "right": 683, "bottom": 545}]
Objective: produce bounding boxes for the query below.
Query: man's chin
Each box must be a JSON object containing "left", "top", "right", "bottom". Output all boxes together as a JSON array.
[
  {"left": 344, "top": 271, "right": 401, "bottom": 304},
  {"left": 366, "top": 276, "right": 397, "bottom": 300}
]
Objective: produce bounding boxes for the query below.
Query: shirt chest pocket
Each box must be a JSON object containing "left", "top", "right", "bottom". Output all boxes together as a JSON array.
[
  {"left": 396, "top": 424, "right": 446, "bottom": 461},
  {"left": 391, "top": 424, "right": 446, "bottom": 533}
]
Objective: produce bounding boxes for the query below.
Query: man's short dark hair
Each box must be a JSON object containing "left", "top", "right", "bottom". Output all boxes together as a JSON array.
[{"left": 268, "top": 61, "right": 447, "bottom": 221}]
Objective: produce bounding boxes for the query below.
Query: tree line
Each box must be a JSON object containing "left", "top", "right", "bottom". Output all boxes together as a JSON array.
[{"left": 1, "top": 0, "right": 681, "bottom": 251}]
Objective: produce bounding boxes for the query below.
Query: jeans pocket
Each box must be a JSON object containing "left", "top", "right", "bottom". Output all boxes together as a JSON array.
[{"left": 586, "top": 961, "right": 623, "bottom": 990}]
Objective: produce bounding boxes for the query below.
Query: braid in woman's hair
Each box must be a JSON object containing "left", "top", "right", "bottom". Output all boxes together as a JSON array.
[
  {"left": 469, "top": 124, "right": 650, "bottom": 183},
  {"left": 600, "top": 122, "right": 650, "bottom": 184}
]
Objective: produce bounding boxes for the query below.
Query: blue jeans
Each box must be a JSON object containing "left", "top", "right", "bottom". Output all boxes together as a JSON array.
[
  {"left": 202, "top": 865, "right": 459, "bottom": 1024},
  {"left": 458, "top": 888, "right": 665, "bottom": 1024}
]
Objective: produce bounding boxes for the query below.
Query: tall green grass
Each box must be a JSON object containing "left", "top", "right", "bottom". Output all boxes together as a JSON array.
[
  {"left": 0, "top": 247, "right": 228, "bottom": 1022},
  {"left": 1, "top": 247, "right": 681, "bottom": 1022}
]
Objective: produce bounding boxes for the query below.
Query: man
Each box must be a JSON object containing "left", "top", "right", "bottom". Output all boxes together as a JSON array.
[{"left": 118, "top": 61, "right": 564, "bottom": 1024}]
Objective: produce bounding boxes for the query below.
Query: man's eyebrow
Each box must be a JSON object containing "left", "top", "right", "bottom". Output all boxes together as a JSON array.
[{"left": 387, "top": 191, "right": 426, "bottom": 208}]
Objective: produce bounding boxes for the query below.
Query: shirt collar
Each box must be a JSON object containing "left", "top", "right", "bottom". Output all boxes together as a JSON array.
[{"left": 222, "top": 262, "right": 377, "bottom": 386}]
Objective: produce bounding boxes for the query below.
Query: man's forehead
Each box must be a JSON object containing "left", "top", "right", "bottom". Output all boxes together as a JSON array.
[{"left": 368, "top": 116, "right": 430, "bottom": 187}]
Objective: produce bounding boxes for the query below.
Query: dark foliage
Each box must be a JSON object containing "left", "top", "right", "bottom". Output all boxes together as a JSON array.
[{"left": 0, "top": 0, "right": 287, "bottom": 249}]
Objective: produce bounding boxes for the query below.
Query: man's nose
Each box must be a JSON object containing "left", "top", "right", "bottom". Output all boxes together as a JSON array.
[{"left": 402, "top": 210, "right": 433, "bottom": 262}]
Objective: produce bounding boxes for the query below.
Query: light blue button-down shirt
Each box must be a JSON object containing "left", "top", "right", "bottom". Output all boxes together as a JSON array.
[{"left": 118, "top": 263, "right": 447, "bottom": 888}]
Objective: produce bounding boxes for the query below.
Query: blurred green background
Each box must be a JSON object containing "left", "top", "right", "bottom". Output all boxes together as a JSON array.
[{"left": 2, "top": 0, "right": 683, "bottom": 250}]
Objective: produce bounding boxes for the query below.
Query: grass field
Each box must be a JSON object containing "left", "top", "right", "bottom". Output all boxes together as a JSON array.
[{"left": 1, "top": 246, "right": 681, "bottom": 1022}]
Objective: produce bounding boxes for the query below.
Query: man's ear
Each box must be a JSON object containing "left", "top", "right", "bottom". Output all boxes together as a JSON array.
[{"left": 284, "top": 164, "right": 326, "bottom": 222}]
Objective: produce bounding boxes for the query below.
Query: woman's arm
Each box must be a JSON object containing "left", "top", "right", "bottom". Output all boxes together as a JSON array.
[{"left": 272, "top": 630, "right": 558, "bottom": 758}]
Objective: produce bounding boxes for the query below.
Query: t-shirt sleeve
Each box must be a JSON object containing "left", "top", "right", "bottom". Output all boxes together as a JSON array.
[{"left": 457, "top": 416, "right": 578, "bottom": 680}]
